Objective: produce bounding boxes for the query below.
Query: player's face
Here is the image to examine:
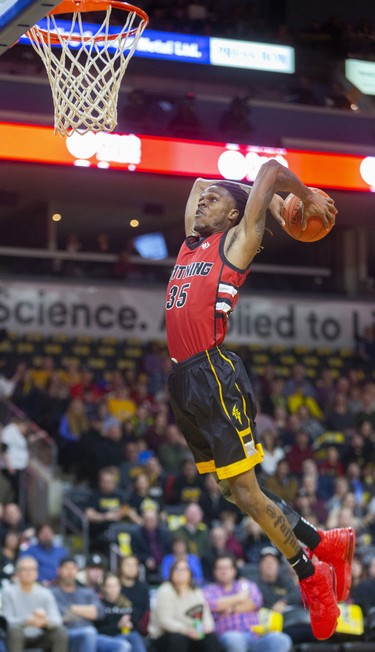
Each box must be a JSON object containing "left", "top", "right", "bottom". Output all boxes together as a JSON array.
[{"left": 194, "top": 186, "right": 237, "bottom": 236}]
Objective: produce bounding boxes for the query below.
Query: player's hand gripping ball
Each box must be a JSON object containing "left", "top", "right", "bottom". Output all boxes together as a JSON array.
[{"left": 282, "top": 187, "right": 335, "bottom": 242}]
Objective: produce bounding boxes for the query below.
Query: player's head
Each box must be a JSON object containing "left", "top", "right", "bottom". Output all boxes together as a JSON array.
[
  {"left": 194, "top": 181, "right": 249, "bottom": 236},
  {"left": 214, "top": 181, "right": 249, "bottom": 222}
]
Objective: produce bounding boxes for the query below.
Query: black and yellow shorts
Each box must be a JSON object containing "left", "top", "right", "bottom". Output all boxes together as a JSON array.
[{"left": 168, "top": 346, "right": 264, "bottom": 480}]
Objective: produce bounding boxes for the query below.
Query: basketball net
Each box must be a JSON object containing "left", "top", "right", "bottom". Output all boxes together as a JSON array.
[{"left": 26, "top": 2, "right": 148, "bottom": 136}]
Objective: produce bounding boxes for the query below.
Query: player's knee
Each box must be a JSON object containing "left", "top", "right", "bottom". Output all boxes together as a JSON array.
[{"left": 228, "top": 472, "right": 265, "bottom": 517}]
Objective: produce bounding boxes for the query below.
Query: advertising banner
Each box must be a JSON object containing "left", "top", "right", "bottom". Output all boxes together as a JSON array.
[{"left": 0, "top": 281, "right": 373, "bottom": 349}]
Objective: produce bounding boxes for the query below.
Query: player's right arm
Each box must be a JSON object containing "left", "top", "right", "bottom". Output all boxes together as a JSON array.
[{"left": 184, "top": 178, "right": 215, "bottom": 236}]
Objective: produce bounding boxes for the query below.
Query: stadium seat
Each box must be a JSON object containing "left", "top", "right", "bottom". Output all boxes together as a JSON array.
[
  {"left": 341, "top": 644, "right": 375, "bottom": 652},
  {"left": 295, "top": 644, "right": 340, "bottom": 652}
]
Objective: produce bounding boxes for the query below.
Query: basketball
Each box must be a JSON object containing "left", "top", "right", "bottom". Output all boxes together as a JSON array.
[{"left": 282, "top": 187, "right": 334, "bottom": 242}]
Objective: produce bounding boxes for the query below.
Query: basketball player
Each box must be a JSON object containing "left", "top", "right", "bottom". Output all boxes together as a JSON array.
[{"left": 165, "top": 160, "right": 354, "bottom": 641}]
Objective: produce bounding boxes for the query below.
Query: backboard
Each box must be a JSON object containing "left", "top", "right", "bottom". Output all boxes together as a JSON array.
[{"left": 0, "top": 0, "right": 63, "bottom": 56}]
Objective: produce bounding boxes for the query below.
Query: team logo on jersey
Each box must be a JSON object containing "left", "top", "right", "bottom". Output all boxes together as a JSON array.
[
  {"left": 232, "top": 405, "right": 242, "bottom": 424},
  {"left": 201, "top": 241, "right": 210, "bottom": 249}
]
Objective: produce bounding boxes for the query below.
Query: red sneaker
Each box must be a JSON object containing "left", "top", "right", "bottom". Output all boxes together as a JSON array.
[
  {"left": 299, "top": 561, "right": 340, "bottom": 640},
  {"left": 314, "top": 527, "right": 356, "bottom": 602}
]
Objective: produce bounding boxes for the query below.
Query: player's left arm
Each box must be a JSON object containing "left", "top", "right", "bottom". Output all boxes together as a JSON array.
[{"left": 224, "top": 160, "right": 336, "bottom": 269}]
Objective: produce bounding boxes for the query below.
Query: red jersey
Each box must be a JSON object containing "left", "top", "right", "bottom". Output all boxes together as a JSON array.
[{"left": 165, "top": 232, "right": 250, "bottom": 361}]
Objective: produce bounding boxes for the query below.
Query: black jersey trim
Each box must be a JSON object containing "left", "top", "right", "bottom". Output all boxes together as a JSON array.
[{"left": 219, "top": 232, "right": 251, "bottom": 274}]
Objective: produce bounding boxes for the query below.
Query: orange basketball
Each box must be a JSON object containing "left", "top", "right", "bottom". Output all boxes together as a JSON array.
[{"left": 282, "top": 187, "right": 334, "bottom": 242}]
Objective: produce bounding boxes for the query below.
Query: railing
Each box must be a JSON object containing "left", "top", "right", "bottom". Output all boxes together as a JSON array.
[{"left": 0, "top": 246, "right": 332, "bottom": 278}]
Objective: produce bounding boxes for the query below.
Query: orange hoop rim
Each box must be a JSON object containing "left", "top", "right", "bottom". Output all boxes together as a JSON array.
[{"left": 27, "top": 0, "right": 149, "bottom": 44}]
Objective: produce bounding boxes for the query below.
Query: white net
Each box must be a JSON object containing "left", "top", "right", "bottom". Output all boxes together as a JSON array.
[{"left": 27, "top": 6, "right": 147, "bottom": 136}]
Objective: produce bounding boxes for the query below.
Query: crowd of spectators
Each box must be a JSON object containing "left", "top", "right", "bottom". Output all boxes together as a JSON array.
[
  {"left": 137, "top": 1, "right": 375, "bottom": 62},
  {"left": 0, "top": 340, "right": 373, "bottom": 648}
]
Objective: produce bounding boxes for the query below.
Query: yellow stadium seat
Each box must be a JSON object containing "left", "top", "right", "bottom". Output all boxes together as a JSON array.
[
  {"left": 303, "top": 356, "right": 320, "bottom": 366},
  {"left": 251, "top": 608, "right": 283, "bottom": 635},
  {"left": 87, "top": 358, "right": 106, "bottom": 369},
  {"left": 17, "top": 343, "right": 35, "bottom": 354},
  {"left": 116, "top": 360, "right": 136, "bottom": 370},
  {"left": 327, "top": 357, "right": 344, "bottom": 368},
  {"left": 280, "top": 355, "right": 297, "bottom": 365},
  {"left": 252, "top": 354, "right": 270, "bottom": 364},
  {"left": 43, "top": 344, "right": 63, "bottom": 355},
  {"left": 97, "top": 347, "right": 115, "bottom": 357},
  {"left": 72, "top": 345, "right": 91, "bottom": 356}
]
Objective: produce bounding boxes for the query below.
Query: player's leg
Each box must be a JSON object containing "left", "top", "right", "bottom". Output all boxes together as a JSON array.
[
  {"left": 261, "top": 485, "right": 356, "bottom": 603},
  {"left": 225, "top": 467, "right": 340, "bottom": 641},
  {"left": 216, "top": 475, "right": 355, "bottom": 603}
]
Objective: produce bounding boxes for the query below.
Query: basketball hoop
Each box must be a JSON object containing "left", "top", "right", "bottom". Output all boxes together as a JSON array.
[{"left": 26, "top": 0, "right": 149, "bottom": 136}]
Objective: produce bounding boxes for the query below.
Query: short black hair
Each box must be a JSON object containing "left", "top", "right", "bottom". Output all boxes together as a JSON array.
[
  {"left": 214, "top": 181, "right": 249, "bottom": 220},
  {"left": 58, "top": 556, "right": 78, "bottom": 567}
]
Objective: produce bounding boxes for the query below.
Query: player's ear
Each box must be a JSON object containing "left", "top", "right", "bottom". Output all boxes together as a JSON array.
[{"left": 228, "top": 208, "right": 240, "bottom": 226}]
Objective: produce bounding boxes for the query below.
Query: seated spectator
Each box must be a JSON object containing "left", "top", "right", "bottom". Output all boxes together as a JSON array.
[
  {"left": 325, "top": 81, "right": 352, "bottom": 109},
  {"left": 203, "top": 553, "right": 292, "bottom": 652},
  {"left": 158, "top": 424, "right": 189, "bottom": 474},
  {"left": 286, "top": 430, "right": 314, "bottom": 477},
  {"left": 96, "top": 572, "right": 146, "bottom": 652},
  {"left": 357, "top": 324, "right": 375, "bottom": 364},
  {"left": 315, "top": 368, "right": 336, "bottom": 413},
  {"left": 144, "top": 411, "right": 168, "bottom": 454},
  {"left": 119, "top": 556, "right": 150, "bottom": 636},
  {"left": 0, "top": 530, "right": 20, "bottom": 586},
  {"left": 351, "top": 555, "right": 375, "bottom": 617},
  {"left": 294, "top": 403, "right": 325, "bottom": 441},
  {"left": 148, "top": 559, "right": 219, "bottom": 652},
  {"left": 127, "top": 472, "right": 163, "bottom": 514},
  {"left": 52, "top": 556, "right": 127, "bottom": 652},
  {"left": 298, "top": 474, "right": 328, "bottom": 526},
  {"left": 341, "top": 431, "right": 370, "bottom": 471},
  {"left": 2, "top": 556, "right": 67, "bottom": 652},
  {"left": 0, "top": 502, "right": 35, "bottom": 545},
  {"left": 19, "top": 523, "right": 69, "bottom": 585},
  {"left": 217, "top": 96, "right": 253, "bottom": 142},
  {"left": 142, "top": 455, "right": 169, "bottom": 509},
  {"left": 106, "top": 388, "right": 137, "bottom": 425},
  {"left": 119, "top": 440, "right": 144, "bottom": 489},
  {"left": 355, "top": 382, "right": 375, "bottom": 429},
  {"left": 202, "top": 525, "right": 239, "bottom": 582},
  {"left": 263, "top": 458, "right": 299, "bottom": 505},
  {"left": 77, "top": 415, "right": 124, "bottom": 486},
  {"left": 79, "top": 554, "right": 106, "bottom": 594},
  {"left": 199, "top": 473, "right": 241, "bottom": 527},
  {"left": 161, "top": 535, "right": 204, "bottom": 586},
  {"left": 350, "top": 554, "right": 366, "bottom": 592},
  {"left": 130, "top": 404, "right": 154, "bottom": 442},
  {"left": 131, "top": 508, "right": 171, "bottom": 584},
  {"left": 70, "top": 367, "right": 102, "bottom": 402},
  {"left": 239, "top": 518, "right": 271, "bottom": 564},
  {"left": 259, "top": 429, "right": 285, "bottom": 477},
  {"left": 318, "top": 445, "right": 344, "bottom": 478},
  {"left": 58, "top": 399, "right": 89, "bottom": 474},
  {"left": 168, "top": 93, "right": 203, "bottom": 139},
  {"left": 256, "top": 547, "right": 303, "bottom": 612},
  {"left": 171, "top": 458, "right": 205, "bottom": 505},
  {"left": 284, "top": 363, "right": 317, "bottom": 398},
  {"left": 326, "top": 500, "right": 362, "bottom": 533},
  {"left": 283, "top": 75, "right": 320, "bottom": 106},
  {"left": 85, "top": 467, "right": 142, "bottom": 551},
  {"left": 175, "top": 503, "right": 210, "bottom": 558},
  {"left": 326, "top": 475, "right": 351, "bottom": 513},
  {"left": 123, "top": 89, "right": 152, "bottom": 134},
  {"left": 324, "top": 392, "right": 356, "bottom": 432},
  {"left": 219, "top": 512, "right": 245, "bottom": 560}
]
